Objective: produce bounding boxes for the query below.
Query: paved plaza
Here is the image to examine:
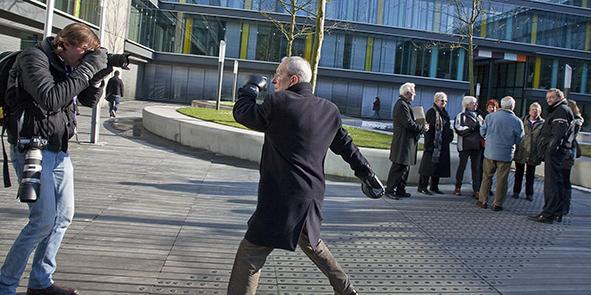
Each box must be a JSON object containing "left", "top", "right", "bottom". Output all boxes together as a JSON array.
[{"left": 1, "top": 100, "right": 591, "bottom": 295}]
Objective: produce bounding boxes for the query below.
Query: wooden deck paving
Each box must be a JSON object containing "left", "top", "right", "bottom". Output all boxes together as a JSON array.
[{"left": 1, "top": 100, "right": 590, "bottom": 295}]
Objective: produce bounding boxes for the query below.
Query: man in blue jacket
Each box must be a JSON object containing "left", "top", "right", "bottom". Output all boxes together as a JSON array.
[
  {"left": 478, "top": 96, "right": 524, "bottom": 211},
  {"left": 228, "top": 56, "right": 383, "bottom": 295}
]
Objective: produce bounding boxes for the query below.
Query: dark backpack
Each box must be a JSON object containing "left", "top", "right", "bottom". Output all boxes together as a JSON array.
[{"left": 0, "top": 50, "right": 22, "bottom": 188}]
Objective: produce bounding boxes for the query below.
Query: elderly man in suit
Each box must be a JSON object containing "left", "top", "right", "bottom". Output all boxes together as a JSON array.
[
  {"left": 228, "top": 56, "right": 383, "bottom": 295},
  {"left": 385, "top": 82, "right": 429, "bottom": 199}
]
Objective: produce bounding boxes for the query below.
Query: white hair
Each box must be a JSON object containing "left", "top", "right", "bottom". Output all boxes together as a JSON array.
[
  {"left": 462, "top": 96, "right": 477, "bottom": 109},
  {"left": 399, "top": 82, "right": 415, "bottom": 96},
  {"left": 434, "top": 92, "right": 447, "bottom": 103},
  {"left": 500, "top": 96, "right": 515, "bottom": 110},
  {"left": 281, "top": 56, "right": 312, "bottom": 83},
  {"left": 529, "top": 102, "right": 542, "bottom": 112}
]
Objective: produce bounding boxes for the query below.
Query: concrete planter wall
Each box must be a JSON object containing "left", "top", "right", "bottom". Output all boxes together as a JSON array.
[
  {"left": 142, "top": 106, "right": 471, "bottom": 185},
  {"left": 142, "top": 106, "right": 591, "bottom": 188}
]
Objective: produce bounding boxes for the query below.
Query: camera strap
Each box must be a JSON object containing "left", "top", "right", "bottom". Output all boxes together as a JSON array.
[{"left": 1, "top": 122, "right": 11, "bottom": 188}]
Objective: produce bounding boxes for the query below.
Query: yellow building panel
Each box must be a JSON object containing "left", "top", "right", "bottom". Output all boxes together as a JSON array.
[
  {"left": 480, "top": 13, "right": 487, "bottom": 38},
  {"left": 377, "top": 0, "right": 384, "bottom": 25},
  {"left": 531, "top": 14, "right": 538, "bottom": 44},
  {"left": 74, "top": 0, "right": 81, "bottom": 18},
  {"left": 365, "top": 37, "right": 374, "bottom": 71},
  {"left": 240, "top": 23, "right": 250, "bottom": 59},
  {"left": 533, "top": 56, "right": 541, "bottom": 89},
  {"left": 244, "top": 0, "right": 253, "bottom": 10},
  {"left": 183, "top": 17, "right": 193, "bottom": 54},
  {"left": 304, "top": 33, "right": 313, "bottom": 61}
]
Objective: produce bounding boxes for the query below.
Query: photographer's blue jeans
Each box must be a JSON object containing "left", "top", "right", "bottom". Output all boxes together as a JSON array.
[{"left": 0, "top": 148, "right": 74, "bottom": 294}]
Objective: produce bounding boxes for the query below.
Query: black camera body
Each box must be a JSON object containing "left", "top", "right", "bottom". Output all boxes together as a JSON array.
[
  {"left": 16, "top": 136, "right": 48, "bottom": 203},
  {"left": 107, "top": 53, "right": 130, "bottom": 70}
]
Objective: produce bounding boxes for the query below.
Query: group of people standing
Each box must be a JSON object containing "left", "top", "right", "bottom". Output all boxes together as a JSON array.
[{"left": 384, "top": 83, "right": 584, "bottom": 224}]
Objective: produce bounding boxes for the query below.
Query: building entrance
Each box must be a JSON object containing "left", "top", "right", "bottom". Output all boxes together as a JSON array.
[{"left": 475, "top": 59, "right": 528, "bottom": 116}]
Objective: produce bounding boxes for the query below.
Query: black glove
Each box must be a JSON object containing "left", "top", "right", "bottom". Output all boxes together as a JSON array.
[
  {"left": 90, "top": 66, "right": 113, "bottom": 84},
  {"left": 360, "top": 173, "right": 385, "bottom": 199},
  {"left": 75, "top": 48, "right": 108, "bottom": 81},
  {"left": 238, "top": 75, "right": 268, "bottom": 98}
]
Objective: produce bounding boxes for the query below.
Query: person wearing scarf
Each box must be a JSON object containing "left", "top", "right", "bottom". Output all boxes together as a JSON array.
[{"left": 418, "top": 92, "right": 454, "bottom": 194}]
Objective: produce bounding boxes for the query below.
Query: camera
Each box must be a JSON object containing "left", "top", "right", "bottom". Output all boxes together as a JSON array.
[
  {"left": 16, "top": 136, "right": 48, "bottom": 203},
  {"left": 107, "top": 53, "right": 130, "bottom": 70}
]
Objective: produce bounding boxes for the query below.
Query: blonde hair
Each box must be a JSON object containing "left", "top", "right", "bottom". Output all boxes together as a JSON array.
[
  {"left": 433, "top": 92, "right": 447, "bottom": 103},
  {"left": 529, "top": 102, "right": 542, "bottom": 112},
  {"left": 52, "top": 23, "right": 100, "bottom": 54},
  {"left": 462, "top": 96, "right": 477, "bottom": 109}
]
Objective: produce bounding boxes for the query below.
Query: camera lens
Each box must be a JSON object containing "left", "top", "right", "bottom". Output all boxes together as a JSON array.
[{"left": 18, "top": 148, "right": 43, "bottom": 203}]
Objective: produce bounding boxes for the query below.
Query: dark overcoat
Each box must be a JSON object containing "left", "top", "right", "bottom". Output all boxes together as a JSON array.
[
  {"left": 419, "top": 106, "right": 453, "bottom": 177},
  {"left": 233, "top": 82, "right": 370, "bottom": 251},
  {"left": 389, "top": 96, "right": 422, "bottom": 165}
]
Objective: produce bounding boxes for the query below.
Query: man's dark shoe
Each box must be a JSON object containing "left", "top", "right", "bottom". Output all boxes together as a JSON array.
[
  {"left": 472, "top": 191, "right": 479, "bottom": 199},
  {"left": 525, "top": 195, "right": 533, "bottom": 201},
  {"left": 477, "top": 201, "right": 487, "bottom": 209},
  {"left": 453, "top": 187, "right": 461, "bottom": 196},
  {"left": 417, "top": 188, "right": 432, "bottom": 195},
  {"left": 528, "top": 214, "right": 554, "bottom": 224},
  {"left": 492, "top": 205, "right": 503, "bottom": 211},
  {"left": 430, "top": 188, "right": 444, "bottom": 194},
  {"left": 384, "top": 193, "right": 400, "bottom": 200},
  {"left": 27, "top": 284, "right": 79, "bottom": 295},
  {"left": 512, "top": 193, "right": 519, "bottom": 199},
  {"left": 396, "top": 192, "right": 412, "bottom": 198}
]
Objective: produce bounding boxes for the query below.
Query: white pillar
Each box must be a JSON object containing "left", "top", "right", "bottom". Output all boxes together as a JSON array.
[
  {"left": 44, "top": 0, "right": 55, "bottom": 37},
  {"left": 90, "top": 0, "right": 107, "bottom": 144},
  {"left": 216, "top": 40, "right": 226, "bottom": 111},
  {"left": 232, "top": 60, "right": 239, "bottom": 103}
]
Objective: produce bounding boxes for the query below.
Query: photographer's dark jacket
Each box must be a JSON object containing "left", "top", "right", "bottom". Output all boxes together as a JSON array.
[
  {"left": 6, "top": 37, "right": 102, "bottom": 152},
  {"left": 233, "top": 82, "right": 371, "bottom": 251}
]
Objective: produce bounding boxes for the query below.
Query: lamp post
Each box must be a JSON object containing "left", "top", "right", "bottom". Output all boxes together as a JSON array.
[
  {"left": 90, "top": 0, "right": 107, "bottom": 144},
  {"left": 232, "top": 60, "right": 239, "bottom": 103},
  {"left": 43, "top": 0, "right": 55, "bottom": 37},
  {"left": 216, "top": 40, "right": 226, "bottom": 111}
]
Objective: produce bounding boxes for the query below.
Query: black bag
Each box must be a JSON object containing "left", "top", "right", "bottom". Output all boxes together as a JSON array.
[{"left": 0, "top": 51, "right": 22, "bottom": 188}]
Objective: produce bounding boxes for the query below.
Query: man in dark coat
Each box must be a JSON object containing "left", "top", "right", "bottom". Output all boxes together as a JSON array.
[
  {"left": 418, "top": 92, "right": 453, "bottom": 194},
  {"left": 106, "top": 70, "right": 124, "bottom": 118},
  {"left": 0, "top": 23, "right": 110, "bottom": 295},
  {"left": 228, "top": 56, "right": 381, "bottom": 295},
  {"left": 529, "top": 88, "right": 575, "bottom": 224},
  {"left": 385, "top": 82, "right": 428, "bottom": 199}
]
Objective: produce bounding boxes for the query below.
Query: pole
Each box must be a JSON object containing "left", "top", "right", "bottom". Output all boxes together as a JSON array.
[
  {"left": 232, "top": 60, "right": 239, "bottom": 103},
  {"left": 90, "top": 0, "right": 107, "bottom": 143},
  {"left": 43, "top": 0, "right": 55, "bottom": 37},
  {"left": 564, "top": 64, "right": 572, "bottom": 99},
  {"left": 216, "top": 40, "right": 226, "bottom": 111}
]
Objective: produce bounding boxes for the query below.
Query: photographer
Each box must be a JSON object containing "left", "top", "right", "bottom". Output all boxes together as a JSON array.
[
  {"left": 0, "top": 23, "right": 111, "bottom": 295},
  {"left": 228, "top": 56, "right": 383, "bottom": 295}
]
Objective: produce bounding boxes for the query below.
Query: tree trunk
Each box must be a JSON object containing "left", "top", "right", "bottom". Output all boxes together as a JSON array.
[
  {"left": 468, "top": 24, "right": 475, "bottom": 96},
  {"left": 310, "top": 0, "right": 326, "bottom": 93},
  {"left": 287, "top": 0, "right": 296, "bottom": 56}
]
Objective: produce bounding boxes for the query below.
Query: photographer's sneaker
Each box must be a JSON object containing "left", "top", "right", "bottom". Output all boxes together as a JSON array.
[{"left": 27, "top": 284, "right": 79, "bottom": 295}]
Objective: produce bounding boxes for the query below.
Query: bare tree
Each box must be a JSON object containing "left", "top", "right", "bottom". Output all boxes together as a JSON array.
[
  {"left": 310, "top": 0, "right": 326, "bottom": 92},
  {"left": 260, "top": 0, "right": 315, "bottom": 56},
  {"left": 446, "top": 0, "right": 484, "bottom": 96},
  {"left": 103, "top": 0, "right": 130, "bottom": 53}
]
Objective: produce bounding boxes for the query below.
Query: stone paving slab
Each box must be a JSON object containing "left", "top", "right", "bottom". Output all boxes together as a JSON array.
[{"left": 1, "top": 100, "right": 590, "bottom": 294}]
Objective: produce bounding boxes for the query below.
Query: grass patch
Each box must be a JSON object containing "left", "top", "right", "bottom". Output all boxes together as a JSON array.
[
  {"left": 177, "top": 107, "right": 394, "bottom": 150},
  {"left": 580, "top": 143, "right": 591, "bottom": 158}
]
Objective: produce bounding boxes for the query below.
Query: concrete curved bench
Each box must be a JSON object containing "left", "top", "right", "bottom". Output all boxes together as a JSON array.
[{"left": 142, "top": 105, "right": 473, "bottom": 185}]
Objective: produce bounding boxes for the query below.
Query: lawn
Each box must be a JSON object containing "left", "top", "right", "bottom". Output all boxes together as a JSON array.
[
  {"left": 580, "top": 143, "right": 591, "bottom": 158},
  {"left": 177, "top": 107, "right": 393, "bottom": 150}
]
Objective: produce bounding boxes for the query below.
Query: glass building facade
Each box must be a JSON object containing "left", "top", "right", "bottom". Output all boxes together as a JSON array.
[{"left": 8, "top": 0, "right": 589, "bottom": 130}]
